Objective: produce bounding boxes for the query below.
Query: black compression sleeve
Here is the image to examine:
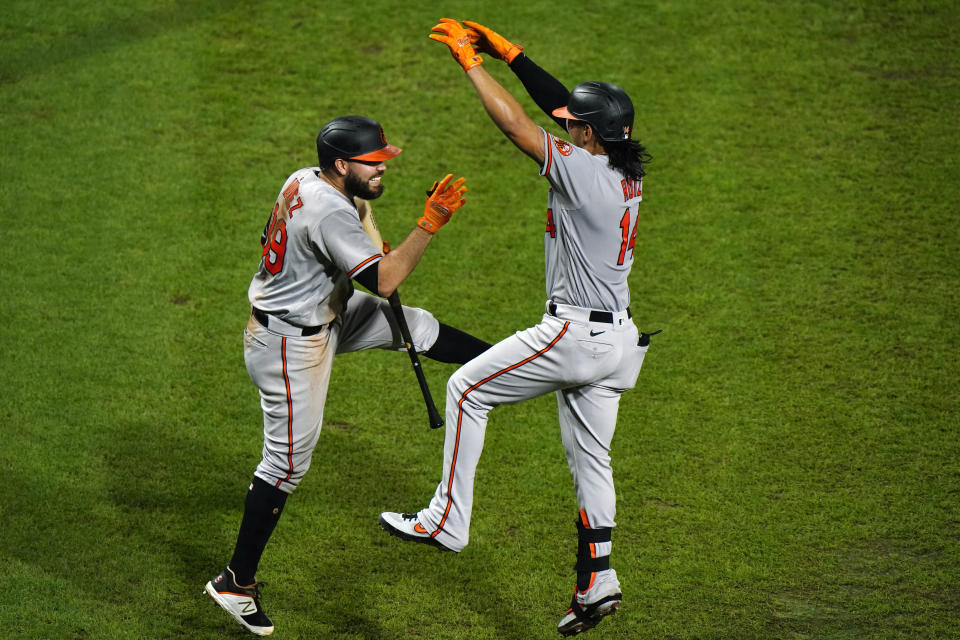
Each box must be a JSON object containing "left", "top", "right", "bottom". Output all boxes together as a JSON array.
[
  {"left": 229, "top": 477, "right": 288, "bottom": 585},
  {"left": 424, "top": 323, "right": 492, "bottom": 364},
  {"left": 353, "top": 262, "right": 380, "bottom": 296},
  {"left": 509, "top": 53, "right": 570, "bottom": 131}
]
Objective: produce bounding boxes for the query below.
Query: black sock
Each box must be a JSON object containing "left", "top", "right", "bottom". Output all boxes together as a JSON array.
[
  {"left": 577, "top": 533, "right": 595, "bottom": 591},
  {"left": 229, "top": 477, "right": 288, "bottom": 585},
  {"left": 577, "top": 571, "right": 593, "bottom": 592},
  {"left": 423, "top": 323, "right": 491, "bottom": 364}
]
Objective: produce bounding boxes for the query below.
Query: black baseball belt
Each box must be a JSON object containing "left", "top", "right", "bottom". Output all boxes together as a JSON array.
[
  {"left": 547, "top": 301, "right": 631, "bottom": 324},
  {"left": 252, "top": 307, "right": 325, "bottom": 337}
]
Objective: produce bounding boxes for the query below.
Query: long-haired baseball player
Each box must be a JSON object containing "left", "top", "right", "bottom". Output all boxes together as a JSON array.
[
  {"left": 379, "top": 21, "right": 654, "bottom": 636},
  {"left": 204, "top": 115, "right": 490, "bottom": 636}
]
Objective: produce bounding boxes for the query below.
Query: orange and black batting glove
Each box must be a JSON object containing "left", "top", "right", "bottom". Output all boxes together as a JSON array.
[
  {"left": 418, "top": 174, "right": 467, "bottom": 234},
  {"left": 429, "top": 18, "right": 483, "bottom": 71},
  {"left": 463, "top": 21, "right": 524, "bottom": 64}
]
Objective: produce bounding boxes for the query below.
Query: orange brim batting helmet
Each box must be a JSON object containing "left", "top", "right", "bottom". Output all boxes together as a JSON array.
[
  {"left": 552, "top": 81, "right": 634, "bottom": 141},
  {"left": 316, "top": 115, "right": 402, "bottom": 168}
]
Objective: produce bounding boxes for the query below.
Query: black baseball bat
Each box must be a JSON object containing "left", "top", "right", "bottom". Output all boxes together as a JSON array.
[
  {"left": 387, "top": 291, "right": 444, "bottom": 429},
  {"left": 355, "top": 197, "right": 443, "bottom": 430}
]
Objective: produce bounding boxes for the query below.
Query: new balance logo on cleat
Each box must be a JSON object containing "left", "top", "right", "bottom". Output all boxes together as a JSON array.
[{"left": 204, "top": 567, "right": 274, "bottom": 636}]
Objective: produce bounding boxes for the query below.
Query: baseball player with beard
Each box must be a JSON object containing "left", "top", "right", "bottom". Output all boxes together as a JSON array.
[
  {"left": 379, "top": 21, "right": 655, "bottom": 636},
  {"left": 204, "top": 115, "right": 490, "bottom": 636}
]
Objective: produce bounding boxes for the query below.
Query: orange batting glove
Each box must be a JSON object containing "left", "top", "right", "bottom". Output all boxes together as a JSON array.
[
  {"left": 418, "top": 174, "right": 467, "bottom": 234},
  {"left": 463, "top": 20, "right": 524, "bottom": 64},
  {"left": 429, "top": 18, "right": 483, "bottom": 71}
]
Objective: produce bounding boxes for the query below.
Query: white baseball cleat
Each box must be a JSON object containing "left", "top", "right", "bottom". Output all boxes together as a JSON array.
[
  {"left": 204, "top": 567, "right": 274, "bottom": 636},
  {"left": 557, "top": 569, "right": 622, "bottom": 636},
  {"left": 378, "top": 511, "right": 455, "bottom": 552}
]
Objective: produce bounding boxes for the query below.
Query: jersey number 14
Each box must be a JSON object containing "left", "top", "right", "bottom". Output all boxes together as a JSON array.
[
  {"left": 618, "top": 207, "right": 638, "bottom": 266},
  {"left": 545, "top": 207, "right": 638, "bottom": 266}
]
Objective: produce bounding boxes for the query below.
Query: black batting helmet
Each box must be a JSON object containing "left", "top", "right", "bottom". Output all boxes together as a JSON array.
[
  {"left": 552, "top": 82, "right": 635, "bottom": 142},
  {"left": 316, "top": 115, "right": 402, "bottom": 169}
]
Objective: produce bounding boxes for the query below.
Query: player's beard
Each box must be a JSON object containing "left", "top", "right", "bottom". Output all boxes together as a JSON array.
[{"left": 345, "top": 169, "right": 384, "bottom": 200}]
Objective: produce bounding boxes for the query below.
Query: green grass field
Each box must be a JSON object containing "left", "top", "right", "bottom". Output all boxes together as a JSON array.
[{"left": 2, "top": 1, "right": 958, "bottom": 638}]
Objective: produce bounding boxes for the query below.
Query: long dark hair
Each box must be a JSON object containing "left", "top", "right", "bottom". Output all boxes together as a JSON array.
[{"left": 600, "top": 138, "right": 651, "bottom": 181}]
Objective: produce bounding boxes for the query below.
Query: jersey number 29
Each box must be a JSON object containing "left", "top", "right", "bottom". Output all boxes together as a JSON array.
[{"left": 260, "top": 181, "right": 303, "bottom": 274}]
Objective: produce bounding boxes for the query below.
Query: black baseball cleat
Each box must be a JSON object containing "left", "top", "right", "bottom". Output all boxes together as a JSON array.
[
  {"left": 557, "top": 569, "right": 622, "bottom": 636},
  {"left": 204, "top": 567, "right": 274, "bottom": 636},
  {"left": 378, "top": 511, "right": 455, "bottom": 552}
]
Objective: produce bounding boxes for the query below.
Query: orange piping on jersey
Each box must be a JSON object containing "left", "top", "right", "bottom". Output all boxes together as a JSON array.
[
  {"left": 278, "top": 337, "right": 294, "bottom": 488},
  {"left": 348, "top": 253, "right": 383, "bottom": 277},
  {"left": 543, "top": 133, "right": 554, "bottom": 176},
  {"left": 432, "top": 322, "right": 571, "bottom": 537}
]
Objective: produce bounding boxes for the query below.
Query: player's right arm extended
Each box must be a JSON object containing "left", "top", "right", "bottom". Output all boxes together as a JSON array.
[{"left": 465, "top": 65, "right": 545, "bottom": 164}]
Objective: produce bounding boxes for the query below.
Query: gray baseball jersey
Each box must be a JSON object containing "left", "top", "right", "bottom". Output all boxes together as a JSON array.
[
  {"left": 416, "top": 129, "right": 647, "bottom": 550},
  {"left": 540, "top": 129, "right": 642, "bottom": 312},
  {"left": 248, "top": 168, "right": 384, "bottom": 326},
  {"left": 245, "top": 167, "right": 439, "bottom": 493}
]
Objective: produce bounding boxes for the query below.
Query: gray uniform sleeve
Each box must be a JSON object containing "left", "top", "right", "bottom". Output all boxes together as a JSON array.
[
  {"left": 538, "top": 128, "right": 595, "bottom": 210},
  {"left": 313, "top": 209, "right": 383, "bottom": 279}
]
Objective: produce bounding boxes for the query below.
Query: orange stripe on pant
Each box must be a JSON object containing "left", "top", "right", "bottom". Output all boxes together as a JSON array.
[
  {"left": 432, "top": 322, "right": 570, "bottom": 537},
  {"left": 277, "top": 337, "right": 294, "bottom": 488}
]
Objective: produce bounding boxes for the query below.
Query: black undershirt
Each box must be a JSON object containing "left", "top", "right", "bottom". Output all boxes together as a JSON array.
[
  {"left": 508, "top": 53, "right": 571, "bottom": 131},
  {"left": 353, "top": 261, "right": 381, "bottom": 296}
]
